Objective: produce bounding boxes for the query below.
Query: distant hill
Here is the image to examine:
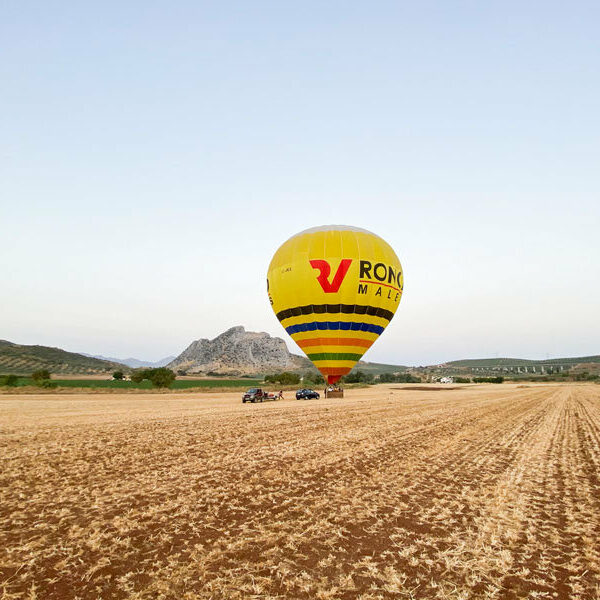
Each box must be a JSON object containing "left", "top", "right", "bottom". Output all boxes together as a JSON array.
[
  {"left": 0, "top": 340, "right": 127, "bottom": 375},
  {"left": 350, "top": 361, "right": 408, "bottom": 375},
  {"left": 426, "top": 354, "right": 600, "bottom": 375},
  {"left": 443, "top": 355, "right": 600, "bottom": 368},
  {"left": 81, "top": 354, "right": 177, "bottom": 368}
]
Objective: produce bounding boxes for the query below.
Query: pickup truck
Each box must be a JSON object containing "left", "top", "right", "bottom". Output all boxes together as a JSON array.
[{"left": 242, "top": 388, "right": 266, "bottom": 403}]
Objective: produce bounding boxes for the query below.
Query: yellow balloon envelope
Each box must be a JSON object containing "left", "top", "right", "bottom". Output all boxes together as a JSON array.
[{"left": 267, "top": 225, "right": 403, "bottom": 384}]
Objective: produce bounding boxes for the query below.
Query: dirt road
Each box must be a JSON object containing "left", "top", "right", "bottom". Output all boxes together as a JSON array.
[{"left": 1, "top": 384, "right": 599, "bottom": 599}]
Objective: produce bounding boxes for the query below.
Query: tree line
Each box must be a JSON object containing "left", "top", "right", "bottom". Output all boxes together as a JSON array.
[
  {"left": 0, "top": 368, "right": 179, "bottom": 389},
  {"left": 0, "top": 369, "right": 58, "bottom": 388},
  {"left": 263, "top": 370, "right": 422, "bottom": 386}
]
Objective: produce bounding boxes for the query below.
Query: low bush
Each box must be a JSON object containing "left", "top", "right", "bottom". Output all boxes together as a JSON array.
[
  {"left": 149, "top": 368, "right": 176, "bottom": 388},
  {"left": 39, "top": 380, "right": 58, "bottom": 389},
  {"left": 264, "top": 372, "right": 301, "bottom": 385},
  {"left": 378, "top": 372, "right": 421, "bottom": 383},
  {"left": 31, "top": 369, "right": 51, "bottom": 384},
  {"left": 473, "top": 376, "right": 504, "bottom": 384},
  {"left": 343, "top": 370, "right": 378, "bottom": 384},
  {"left": 0, "top": 374, "right": 19, "bottom": 386},
  {"left": 130, "top": 369, "right": 149, "bottom": 383},
  {"left": 302, "top": 371, "right": 325, "bottom": 385},
  {"left": 129, "top": 368, "right": 176, "bottom": 388}
]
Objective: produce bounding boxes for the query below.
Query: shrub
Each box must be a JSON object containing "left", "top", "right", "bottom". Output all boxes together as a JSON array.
[
  {"left": 0, "top": 374, "right": 19, "bottom": 386},
  {"left": 148, "top": 368, "right": 176, "bottom": 388},
  {"left": 39, "top": 380, "right": 58, "bottom": 389},
  {"left": 378, "top": 372, "right": 396, "bottom": 383},
  {"left": 264, "top": 372, "right": 301, "bottom": 385},
  {"left": 130, "top": 369, "right": 149, "bottom": 383},
  {"left": 454, "top": 377, "right": 471, "bottom": 383},
  {"left": 377, "top": 372, "right": 421, "bottom": 383},
  {"left": 574, "top": 372, "right": 599, "bottom": 381},
  {"left": 113, "top": 371, "right": 125, "bottom": 380},
  {"left": 129, "top": 368, "right": 176, "bottom": 388},
  {"left": 31, "top": 369, "right": 51, "bottom": 383},
  {"left": 343, "top": 370, "right": 374, "bottom": 384},
  {"left": 473, "top": 376, "right": 504, "bottom": 384},
  {"left": 302, "top": 371, "right": 325, "bottom": 385}
]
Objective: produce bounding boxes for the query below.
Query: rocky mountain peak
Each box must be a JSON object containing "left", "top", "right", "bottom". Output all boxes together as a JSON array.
[{"left": 168, "top": 326, "right": 309, "bottom": 375}]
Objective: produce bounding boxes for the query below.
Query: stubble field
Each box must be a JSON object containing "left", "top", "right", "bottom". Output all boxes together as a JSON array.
[{"left": 1, "top": 384, "right": 599, "bottom": 599}]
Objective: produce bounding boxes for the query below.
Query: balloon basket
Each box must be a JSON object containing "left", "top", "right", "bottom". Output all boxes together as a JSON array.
[{"left": 325, "top": 389, "right": 344, "bottom": 399}]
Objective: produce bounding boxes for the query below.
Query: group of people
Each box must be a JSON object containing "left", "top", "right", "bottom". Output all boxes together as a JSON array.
[{"left": 324, "top": 385, "right": 343, "bottom": 394}]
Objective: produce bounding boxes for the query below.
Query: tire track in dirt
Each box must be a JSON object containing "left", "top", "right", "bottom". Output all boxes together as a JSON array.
[
  {"left": 469, "top": 387, "right": 574, "bottom": 599},
  {"left": 176, "top": 388, "right": 559, "bottom": 599},
  {"left": 319, "top": 388, "right": 559, "bottom": 599},
  {"left": 162, "top": 389, "right": 562, "bottom": 599},
  {"left": 444, "top": 386, "right": 600, "bottom": 600},
  {"left": 90, "top": 390, "right": 544, "bottom": 598}
]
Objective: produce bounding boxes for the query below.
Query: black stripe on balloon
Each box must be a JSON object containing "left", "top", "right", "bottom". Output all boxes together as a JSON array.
[{"left": 276, "top": 304, "right": 394, "bottom": 323}]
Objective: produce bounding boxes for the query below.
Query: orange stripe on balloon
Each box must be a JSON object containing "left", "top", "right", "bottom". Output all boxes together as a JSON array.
[
  {"left": 319, "top": 367, "right": 353, "bottom": 376},
  {"left": 296, "top": 337, "right": 373, "bottom": 349}
]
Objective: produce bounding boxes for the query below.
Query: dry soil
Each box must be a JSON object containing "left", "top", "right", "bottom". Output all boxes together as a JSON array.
[{"left": 1, "top": 384, "right": 599, "bottom": 599}]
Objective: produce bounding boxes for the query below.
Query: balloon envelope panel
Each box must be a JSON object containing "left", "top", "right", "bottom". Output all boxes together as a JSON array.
[{"left": 267, "top": 225, "right": 403, "bottom": 384}]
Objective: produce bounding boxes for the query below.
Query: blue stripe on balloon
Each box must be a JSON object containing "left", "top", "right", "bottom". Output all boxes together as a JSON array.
[{"left": 285, "top": 322, "right": 384, "bottom": 335}]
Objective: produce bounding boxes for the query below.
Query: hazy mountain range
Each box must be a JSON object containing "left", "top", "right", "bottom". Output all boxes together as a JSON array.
[{"left": 80, "top": 354, "right": 176, "bottom": 369}]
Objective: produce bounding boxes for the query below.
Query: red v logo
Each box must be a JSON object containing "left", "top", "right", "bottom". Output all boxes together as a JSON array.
[{"left": 310, "top": 259, "right": 352, "bottom": 293}]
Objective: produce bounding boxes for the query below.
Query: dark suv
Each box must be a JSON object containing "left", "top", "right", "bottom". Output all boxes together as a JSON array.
[
  {"left": 296, "top": 389, "right": 320, "bottom": 400},
  {"left": 242, "top": 388, "right": 265, "bottom": 403}
]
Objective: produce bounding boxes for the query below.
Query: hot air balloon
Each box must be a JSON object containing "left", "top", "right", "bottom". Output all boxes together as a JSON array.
[{"left": 267, "top": 225, "right": 403, "bottom": 385}]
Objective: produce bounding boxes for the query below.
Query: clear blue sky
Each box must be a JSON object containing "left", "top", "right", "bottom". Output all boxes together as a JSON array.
[{"left": 2, "top": 1, "right": 599, "bottom": 365}]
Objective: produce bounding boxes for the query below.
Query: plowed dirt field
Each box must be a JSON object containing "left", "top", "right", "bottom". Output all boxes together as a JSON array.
[{"left": 1, "top": 384, "right": 599, "bottom": 599}]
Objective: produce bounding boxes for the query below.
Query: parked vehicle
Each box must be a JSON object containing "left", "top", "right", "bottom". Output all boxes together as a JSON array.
[
  {"left": 296, "top": 388, "right": 320, "bottom": 400},
  {"left": 242, "top": 388, "right": 266, "bottom": 403}
]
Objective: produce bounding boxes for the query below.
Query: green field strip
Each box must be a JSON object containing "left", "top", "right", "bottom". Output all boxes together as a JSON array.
[{"left": 10, "top": 378, "right": 263, "bottom": 389}]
